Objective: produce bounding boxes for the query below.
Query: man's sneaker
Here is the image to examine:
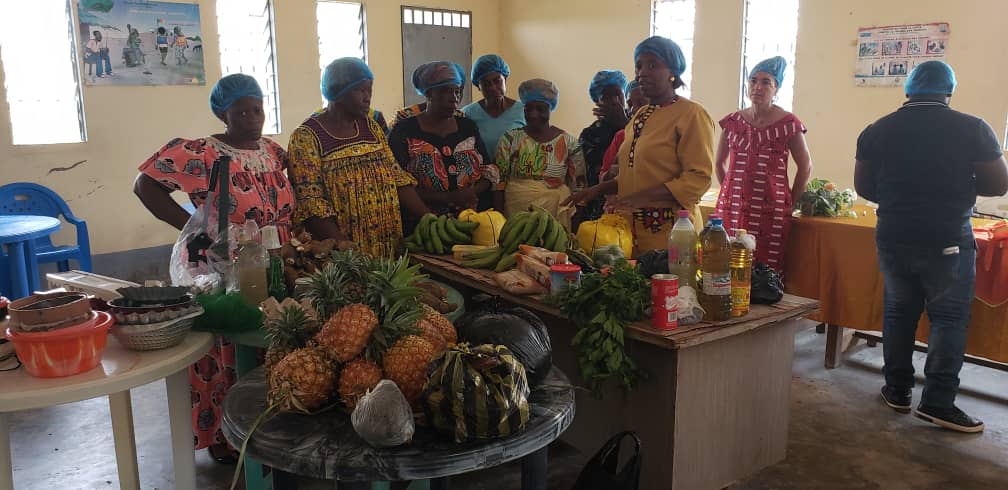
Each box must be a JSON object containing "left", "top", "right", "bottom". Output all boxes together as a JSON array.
[
  {"left": 914, "top": 405, "right": 984, "bottom": 433},
  {"left": 881, "top": 385, "right": 911, "bottom": 412}
]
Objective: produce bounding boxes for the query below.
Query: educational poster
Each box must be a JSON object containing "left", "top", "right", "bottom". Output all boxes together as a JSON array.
[
  {"left": 78, "top": 0, "right": 205, "bottom": 86},
  {"left": 854, "top": 22, "right": 949, "bottom": 87}
]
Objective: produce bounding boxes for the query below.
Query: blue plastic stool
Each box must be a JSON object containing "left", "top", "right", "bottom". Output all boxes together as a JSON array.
[{"left": 0, "top": 183, "right": 93, "bottom": 282}]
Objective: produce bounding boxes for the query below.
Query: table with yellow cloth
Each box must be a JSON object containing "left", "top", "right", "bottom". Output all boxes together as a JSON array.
[{"left": 701, "top": 200, "right": 1008, "bottom": 366}]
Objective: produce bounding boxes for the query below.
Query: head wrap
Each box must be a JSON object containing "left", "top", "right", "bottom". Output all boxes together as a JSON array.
[
  {"left": 518, "top": 78, "right": 560, "bottom": 111},
  {"left": 633, "top": 36, "right": 686, "bottom": 77},
  {"left": 321, "top": 57, "right": 374, "bottom": 102},
  {"left": 471, "top": 54, "right": 510, "bottom": 86},
  {"left": 589, "top": 70, "right": 629, "bottom": 103},
  {"left": 625, "top": 79, "right": 641, "bottom": 98},
  {"left": 209, "top": 73, "right": 263, "bottom": 120},
  {"left": 749, "top": 56, "right": 787, "bottom": 88},
  {"left": 412, "top": 61, "right": 466, "bottom": 96},
  {"left": 904, "top": 60, "right": 957, "bottom": 96}
]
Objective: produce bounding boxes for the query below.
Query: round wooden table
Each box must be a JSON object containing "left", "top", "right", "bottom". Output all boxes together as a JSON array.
[
  {"left": 222, "top": 366, "right": 575, "bottom": 490},
  {"left": 0, "top": 216, "right": 60, "bottom": 299},
  {"left": 0, "top": 331, "right": 214, "bottom": 490}
]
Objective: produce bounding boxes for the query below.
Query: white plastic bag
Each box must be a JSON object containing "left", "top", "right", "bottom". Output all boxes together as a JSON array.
[
  {"left": 169, "top": 158, "right": 237, "bottom": 293},
  {"left": 351, "top": 380, "right": 414, "bottom": 447},
  {"left": 676, "top": 286, "right": 705, "bottom": 325}
]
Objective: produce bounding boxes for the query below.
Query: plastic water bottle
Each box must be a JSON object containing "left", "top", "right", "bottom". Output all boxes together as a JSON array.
[
  {"left": 700, "top": 217, "right": 732, "bottom": 321},
  {"left": 261, "top": 225, "right": 288, "bottom": 301},
  {"left": 236, "top": 220, "right": 268, "bottom": 306},
  {"left": 668, "top": 210, "right": 697, "bottom": 289},
  {"left": 730, "top": 229, "right": 754, "bottom": 317}
]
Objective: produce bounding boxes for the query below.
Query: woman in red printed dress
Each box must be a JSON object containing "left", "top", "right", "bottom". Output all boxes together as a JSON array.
[
  {"left": 715, "top": 56, "right": 813, "bottom": 274},
  {"left": 133, "top": 74, "right": 294, "bottom": 463}
]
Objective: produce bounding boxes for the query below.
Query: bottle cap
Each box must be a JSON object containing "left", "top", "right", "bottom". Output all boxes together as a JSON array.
[
  {"left": 677, "top": 210, "right": 690, "bottom": 218},
  {"left": 735, "top": 229, "right": 747, "bottom": 238},
  {"left": 711, "top": 217, "right": 723, "bottom": 226},
  {"left": 261, "top": 225, "right": 281, "bottom": 250}
]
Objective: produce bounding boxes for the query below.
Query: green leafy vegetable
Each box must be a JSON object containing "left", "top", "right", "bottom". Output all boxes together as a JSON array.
[{"left": 551, "top": 262, "right": 649, "bottom": 396}]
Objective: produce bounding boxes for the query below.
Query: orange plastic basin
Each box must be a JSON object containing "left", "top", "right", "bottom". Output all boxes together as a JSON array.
[{"left": 5, "top": 311, "right": 113, "bottom": 378}]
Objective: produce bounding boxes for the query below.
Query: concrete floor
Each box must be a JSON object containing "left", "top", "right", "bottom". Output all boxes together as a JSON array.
[{"left": 7, "top": 325, "right": 1008, "bottom": 489}]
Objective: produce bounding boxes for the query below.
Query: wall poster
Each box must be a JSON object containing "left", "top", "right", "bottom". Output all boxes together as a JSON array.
[
  {"left": 78, "top": 0, "right": 205, "bottom": 86},
  {"left": 854, "top": 22, "right": 949, "bottom": 87}
]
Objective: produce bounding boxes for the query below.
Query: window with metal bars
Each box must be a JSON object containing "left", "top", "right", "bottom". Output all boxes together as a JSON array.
[
  {"left": 317, "top": 1, "right": 367, "bottom": 102},
  {"left": 0, "top": 0, "right": 86, "bottom": 145},
  {"left": 215, "top": 0, "right": 282, "bottom": 134},
  {"left": 650, "top": 0, "right": 696, "bottom": 99},
  {"left": 740, "top": 0, "right": 800, "bottom": 111},
  {"left": 402, "top": 7, "right": 470, "bottom": 28}
]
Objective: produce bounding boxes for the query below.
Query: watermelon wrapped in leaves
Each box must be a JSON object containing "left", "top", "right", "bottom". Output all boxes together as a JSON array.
[{"left": 422, "top": 343, "right": 531, "bottom": 443}]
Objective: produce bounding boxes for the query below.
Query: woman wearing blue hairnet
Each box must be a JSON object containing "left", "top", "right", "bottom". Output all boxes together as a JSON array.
[
  {"left": 133, "top": 73, "right": 295, "bottom": 464},
  {"left": 388, "top": 61, "right": 500, "bottom": 229},
  {"left": 578, "top": 69, "right": 631, "bottom": 224},
  {"left": 287, "top": 58, "right": 430, "bottom": 258},
  {"left": 496, "top": 79, "right": 587, "bottom": 229},
  {"left": 462, "top": 54, "right": 526, "bottom": 158},
  {"left": 565, "top": 36, "right": 715, "bottom": 255},
  {"left": 714, "top": 56, "right": 813, "bottom": 273}
]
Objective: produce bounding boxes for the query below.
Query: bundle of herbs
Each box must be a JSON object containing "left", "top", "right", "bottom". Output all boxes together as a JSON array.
[{"left": 552, "top": 261, "right": 649, "bottom": 396}]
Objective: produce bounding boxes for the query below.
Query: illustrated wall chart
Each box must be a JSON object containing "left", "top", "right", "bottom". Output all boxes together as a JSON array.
[
  {"left": 78, "top": 0, "right": 205, "bottom": 86},
  {"left": 854, "top": 22, "right": 950, "bottom": 87}
]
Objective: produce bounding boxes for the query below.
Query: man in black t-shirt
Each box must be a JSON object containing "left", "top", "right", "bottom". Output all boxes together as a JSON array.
[{"left": 855, "top": 61, "right": 1008, "bottom": 433}]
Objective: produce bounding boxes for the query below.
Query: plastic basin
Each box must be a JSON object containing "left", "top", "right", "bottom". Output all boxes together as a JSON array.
[{"left": 5, "top": 311, "right": 114, "bottom": 378}]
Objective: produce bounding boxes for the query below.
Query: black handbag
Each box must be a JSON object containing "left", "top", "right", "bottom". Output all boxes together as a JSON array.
[
  {"left": 751, "top": 262, "right": 784, "bottom": 304},
  {"left": 571, "top": 431, "right": 641, "bottom": 490}
]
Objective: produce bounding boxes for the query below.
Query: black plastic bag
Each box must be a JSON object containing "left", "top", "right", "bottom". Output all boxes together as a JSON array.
[
  {"left": 571, "top": 431, "right": 641, "bottom": 490},
  {"left": 751, "top": 262, "right": 784, "bottom": 304},
  {"left": 636, "top": 249, "right": 669, "bottom": 278},
  {"left": 454, "top": 297, "right": 552, "bottom": 386}
]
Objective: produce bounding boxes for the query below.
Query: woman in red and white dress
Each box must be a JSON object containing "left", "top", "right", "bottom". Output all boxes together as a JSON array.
[{"left": 714, "top": 56, "right": 813, "bottom": 274}]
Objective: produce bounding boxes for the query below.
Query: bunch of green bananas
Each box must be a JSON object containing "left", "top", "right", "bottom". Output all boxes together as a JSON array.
[
  {"left": 461, "top": 207, "right": 572, "bottom": 272},
  {"left": 403, "top": 213, "right": 479, "bottom": 255},
  {"left": 497, "top": 207, "right": 570, "bottom": 254}
]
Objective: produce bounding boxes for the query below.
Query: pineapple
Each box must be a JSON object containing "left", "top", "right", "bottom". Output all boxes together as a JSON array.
[
  {"left": 419, "top": 304, "right": 456, "bottom": 345},
  {"left": 382, "top": 335, "right": 436, "bottom": 404},
  {"left": 315, "top": 303, "right": 378, "bottom": 362},
  {"left": 268, "top": 346, "right": 336, "bottom": 413},
  {"left": 264, "top": 304, "right": 316, "bottom": 373},
  {"left": 414, "top": 317, "right": 447, "bottom": 355},
  {"left": 329, "top": 249, "right": 372, "bottom": 304},
  {"left": 305, "top": 263, "right": 350, "bottom": 321},
  {"left": 338, "top": 357, "right": 382, "bottom": 410},
  {"left": 361, "top": 256, "right": 427, "bottom": 362}
]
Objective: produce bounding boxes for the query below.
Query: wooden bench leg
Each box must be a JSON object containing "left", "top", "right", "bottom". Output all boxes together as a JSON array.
[{"left": 824, "top": 324, "right": 843, "bottom": 369}]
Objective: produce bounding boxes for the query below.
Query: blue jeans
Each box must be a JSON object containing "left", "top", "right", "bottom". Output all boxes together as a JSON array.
[
  {"left": 878, "top": 236, "right": 976, "bottom": 408},
  {"left": 90, "top": 51, "right": 111, "bottom": 76}
]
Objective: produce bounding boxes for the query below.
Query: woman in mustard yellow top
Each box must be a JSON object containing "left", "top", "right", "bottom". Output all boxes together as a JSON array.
[{"left": 565, "top": 36, "right": 714, "bottom": 253}]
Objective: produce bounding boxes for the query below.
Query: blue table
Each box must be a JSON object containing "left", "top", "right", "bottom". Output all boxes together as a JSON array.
[{"left": 0, "top": 215, "right": 61, "bottom": 299}]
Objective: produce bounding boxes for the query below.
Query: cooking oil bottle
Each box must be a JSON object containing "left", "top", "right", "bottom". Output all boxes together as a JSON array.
[
  {"left": 700, "top": 217, "right": 732, "bottom": 321},
  {"left": 668, "top": 210, "right": 697, "bottom": 289},
  {"left": 730, "top": 229, "right": 755, "bottom": 317},
  {"left": 236, "top": 220, "right": 268, "bottom": 306}
]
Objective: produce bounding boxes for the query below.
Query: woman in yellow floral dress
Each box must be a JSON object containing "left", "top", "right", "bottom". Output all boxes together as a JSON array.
[{"left": 288, "top": 58, "right": 431, "bottom": 257}]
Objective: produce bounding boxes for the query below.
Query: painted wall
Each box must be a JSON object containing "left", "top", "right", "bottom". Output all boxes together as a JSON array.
[
  {"left": 0, "top": 0, "right": 500, "bottom": 256},
  {"left": 500, "top": 0, "right": 1008, "bottom": 190}
]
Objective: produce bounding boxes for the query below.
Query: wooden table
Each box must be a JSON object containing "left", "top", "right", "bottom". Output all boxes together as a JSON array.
[
  {"left": 411, "top": 253, "right": 819, "bottom": 490},
  {"left": 0, "top": 331, "right": 214, "bottom": 490}
]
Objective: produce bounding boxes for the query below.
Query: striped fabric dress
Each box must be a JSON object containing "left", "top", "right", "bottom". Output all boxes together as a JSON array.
[{"left": 715, "top": 112, "right": 806, "bottom": 272}]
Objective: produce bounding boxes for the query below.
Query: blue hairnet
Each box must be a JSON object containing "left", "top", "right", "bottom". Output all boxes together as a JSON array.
[
  {"left": 589, "top": 70, "right": 629, "bottom": 103},
  {"left": 749, "top": 56, "right": 787, "bottom": 88},
  {"left": 412, "top": 61, "right": 466, "bottom": 96},
  {"left": 633, "top": 36, "right": 686, "bottom": 77},
  {"left": 321, "top": 57, "right": 374, "bottom": 102},
  {"left": 209, "top": 74, "right": 263, "bottom": 119},
  {"left": 471, "top": 54, "right": 510, "bottom": 86},
  {"left": 625, "top": 79, "right": 641, "bottom": 97},
  {"left": 905, "top": 60, "right": 957, "bottom": 96},
  {"left": 519, "top": 78, "right": 559, "bottom": 111}
]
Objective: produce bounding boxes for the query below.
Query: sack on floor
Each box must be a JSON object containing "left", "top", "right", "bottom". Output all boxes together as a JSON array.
[
  {"left": 571, "top": 431, "right": 642, "bottom": 490},
  {"left": 751, "top": 262, "right": 784, "bottom": 304}
]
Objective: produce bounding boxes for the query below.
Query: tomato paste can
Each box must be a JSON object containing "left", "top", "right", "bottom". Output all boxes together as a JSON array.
[
  {"left": 651, "top": 274, "right": 679, "bottom": 330},
  {"left": 549, "top": 264, "right": 582, "bottom": 295}
]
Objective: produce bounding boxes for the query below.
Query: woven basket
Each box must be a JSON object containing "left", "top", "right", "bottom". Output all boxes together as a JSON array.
[{"left": 111, "top": 307, "right": 204, "bottom": 351}]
